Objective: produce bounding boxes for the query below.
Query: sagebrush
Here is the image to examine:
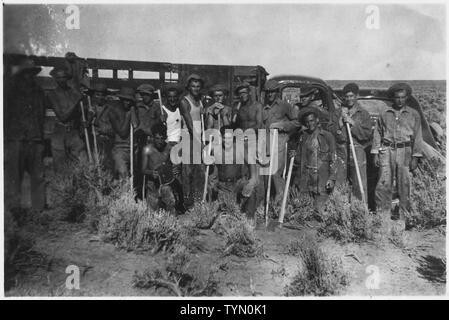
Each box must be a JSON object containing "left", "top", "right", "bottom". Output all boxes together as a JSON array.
[
  {"left": 285, "top": 235, "right": 348, "bottom": 296},
  {"left": 132, "top": 245, "right": 219, "bottom": 296},
  {"left": 406, "top": 158, "right": 446, "bottom": 230},
  {"left": 318, "top": 184, "right": 381, "bottom": 242}
]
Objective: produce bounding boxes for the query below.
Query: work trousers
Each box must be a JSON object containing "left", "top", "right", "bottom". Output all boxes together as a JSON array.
[
  {"left": 112, "top": 142, "right": 130, "bottom": 179},
  {"left": 375, "top": 146, "right": 412, "bottom": 216},
  {"left": 336, "top": 143, "right": 367, "bottom": 202},
  {"left": 4, "top": 140, "right": 45, "bottom": 210},
  {"left": 51, "top": 124, "right": 86, "bottom": 172},
  {"left": 263, "top": 133, "right": 288, "bottom": 205}
]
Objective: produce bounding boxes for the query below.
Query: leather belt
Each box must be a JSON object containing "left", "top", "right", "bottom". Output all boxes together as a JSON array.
[{"left": 382, "top": 141, "right": 411, "bottom": 149}]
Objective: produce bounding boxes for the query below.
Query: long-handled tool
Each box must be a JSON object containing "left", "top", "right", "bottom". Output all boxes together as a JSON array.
[
  {"left": 142, "top": 175, "right": 146, "bottom": 200},
  {"left": 130, "top": 124, "right": 134, "bottom": 189},
  {"left": 265, "top": 129, "right": 278, "bottom": 227},
  {"left": 282, "top": 141, "right": 288, "bottom": 179},
  {"left": 87, "top": 96, "right": 100, "bottom": 165},
  {"left": 279, "top": 154, "right": 295, "bottom": 225},
  {"left": 80, "top": 100, "right": 93, "bottom": 163},
  {"left": 201, "top": 114, "right": 211, "bottom": 202},
  {"left": 346, "top": 122, "right": 366, "bottom": 204},
  {"left": 157, "top": 89, "right": 166, "bottom": 124}
]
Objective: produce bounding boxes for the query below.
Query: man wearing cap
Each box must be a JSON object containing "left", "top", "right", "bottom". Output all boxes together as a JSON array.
[
  {"left": 47, "top": 67, "right": 87, "bottom": 171},
  {"left": 90, "top": 82, "right": 114, "bottom": 170},
  {"left": 135, "top": 84, "right": 163, "bottom": 140},
  {"left": 108, "top": 87, "right": 139, "bottom": 179},
  {"left": 334, "top": 83, "right": 372, "bottom": 202},
  {"left": 206, "top": 84, "right": 232, "bottom": 130},
  {"left": 179, "top": 74, "right": 206, "bottom": 206},
  {"left": 262, "top": 79, "right": 300, "bottom": 205},
  {"left": 372, "top": 83, "right": 423, "bottom": 222},
  {"left": 135, "top": 84, "right": 163, "bottom": 198},
  {"left": 4, "top": 58, "right": 47, "bottom": 211},
  {"left": 291, "top": 109, "right": 337, "bottom": 211}
]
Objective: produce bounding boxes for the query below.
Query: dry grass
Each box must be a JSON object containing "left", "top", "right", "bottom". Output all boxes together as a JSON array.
[
  {"left": 406, "top": 158, "right": 446, "bottom": 230},
  {"left": 285, "top": 235, "right": 348, "bottom": 296},
  {"left": 46, "top": 158, "right": 118, "bottom": 224},
  {"left": 222, "top": 217, "right": 263, "bottom": 258},
  {"left": 188, "top": 201, "right": 221, "bottom": 229},
  {"left": 132, "top": 245, "right": 219, "bottom": 296},
  {"left": 98, "top": 186, "right": 182, "bottom": 253},
  {"left": 285, "top": 188, "right": 316, "bottom": 225},
  {"left": 317, "top": 184, "right": 382, "bottom": 243}
]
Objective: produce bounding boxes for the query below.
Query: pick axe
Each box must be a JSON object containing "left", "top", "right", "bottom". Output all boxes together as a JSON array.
[{"left": 80, "top": 100, "right": 93, "bottom": 163}]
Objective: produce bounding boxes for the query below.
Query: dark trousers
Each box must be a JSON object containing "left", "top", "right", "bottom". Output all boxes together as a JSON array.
[
  {"left": 336, "top": 143, "right": 368, "bottom": 202},
  {"left": 4, "top": 140, "right": 46, "bottom": 210}
]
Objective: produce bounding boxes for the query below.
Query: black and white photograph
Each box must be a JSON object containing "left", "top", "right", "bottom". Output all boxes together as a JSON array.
[{"left": 1, "top": 0, "right": 447, "bottom": 299}]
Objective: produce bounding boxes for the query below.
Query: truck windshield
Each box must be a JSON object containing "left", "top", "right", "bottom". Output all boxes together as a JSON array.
[{"left": 281, "top": 86, "right": 301, "bottom": 105}]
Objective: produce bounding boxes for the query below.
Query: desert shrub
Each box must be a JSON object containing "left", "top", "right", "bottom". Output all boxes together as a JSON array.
[
  {"left": 286, "top": 188, "right": 316, "bottom": 225},
  {"left": 132, "top": 245, "right": 219, "bottom": 296},
  {"left": 188, "top": 201, "right": 221, "bottom": 229},
  {"left": 223, "top": 217, "right": 263, "bottom": 257},
  {"left": 4, "top": 209, "right": 49, "bottom": 291},
  {"left": 406, "top": 158, "right": 446, "bottom": 230},
  {"left": 318, "top": 184, "right": 381, "bottom": 242},
  {"left": 98, "top": 187, "right": 182, "bottom": 253},
  {"left": 46, "top": 158, "right": 117, "bottom": 223},
  {"left": 285, "top": 235, "right": 348, "bottom": 296}
]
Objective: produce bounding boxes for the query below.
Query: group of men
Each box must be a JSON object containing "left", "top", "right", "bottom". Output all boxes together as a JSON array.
[{"left": 4, "top": 56, "right": 425, "bottom": 230}]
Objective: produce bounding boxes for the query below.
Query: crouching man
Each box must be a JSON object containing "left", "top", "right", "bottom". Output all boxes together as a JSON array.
[
  {"left": 208, "top": 126, "right": 264, "bottom": 224},
  {"left": 290, "top": 108, "right": 337, "bottom": 211},
  {"left": 141, "top": 123, "right": 185, "bottom": 214}
]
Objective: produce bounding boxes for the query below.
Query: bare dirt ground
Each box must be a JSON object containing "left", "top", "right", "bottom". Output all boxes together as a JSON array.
[{"left": 5, "top": 199, "right": 445, "bottom": 297}]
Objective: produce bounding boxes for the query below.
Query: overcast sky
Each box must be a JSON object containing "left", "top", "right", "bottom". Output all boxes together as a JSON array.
[{"left": 3, "top": 2, "right": 447, "bottom": 80}]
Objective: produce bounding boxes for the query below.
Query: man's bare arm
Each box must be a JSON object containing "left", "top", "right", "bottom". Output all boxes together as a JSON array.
[
  {"left": 49, "top": 93, "right": 81, "bottom": 123},
  {"left": 179, "top": 99, "right": 194, "bottom": 136}
]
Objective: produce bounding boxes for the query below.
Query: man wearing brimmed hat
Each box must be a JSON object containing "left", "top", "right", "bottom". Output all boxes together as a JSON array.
[
  {"left": 372, "top": 82, "right": 424, "bottom": 226},
  {"left": 47, "top": 66, "right": 87, "bottom": 171},
  {"left": 334, "top": 82, "right": 372, "bottom": 202},
  {"left": 179, "top": 74, "right": 206, "bottom": 207},
  {"left": 205, "top": 84, "right": 232, "bottom": 130},
  {"left": 291, "top": 108, "right": 337, "bottom": 211},
  {"left": 262, "top": 79, "right": 300, "bottom": 205},
  {"left": 108, "top": 86, "right": 139, "bottom": 179},
  {"left": 4, "top": 58, "right": 47, "bottom": 211},
  {"left": 90, "top": 82, "right": 114, "bottom": 170}
]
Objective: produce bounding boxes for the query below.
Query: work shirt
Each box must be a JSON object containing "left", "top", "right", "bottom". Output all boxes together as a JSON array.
[
  {"left": 262, "top": 98, "right": 299, "bottom": 134},
  {"left": 334, "top": 102, "right": 373, "bottom": 148},
  {"left": 4, "top": 81, "right": 46, "bottom": 141},
  {"left": 136, "top": 100, "right": 162, "bottom": 136},
  {"left": 371, "top": 104, "right": 424, "bottom": 157},
  {"left": 295, "top": 127, "right": 337, "bottom": 194}
]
